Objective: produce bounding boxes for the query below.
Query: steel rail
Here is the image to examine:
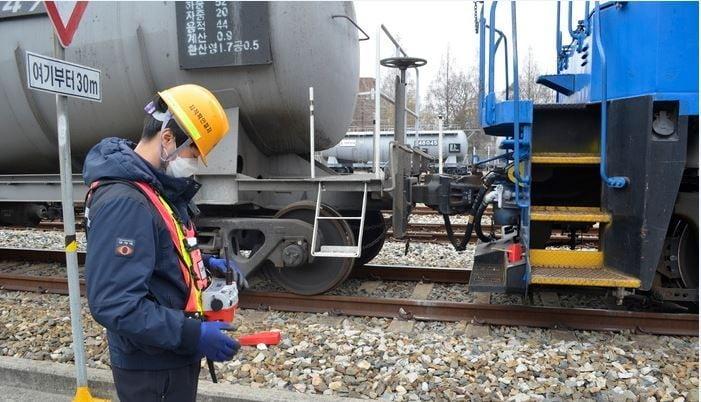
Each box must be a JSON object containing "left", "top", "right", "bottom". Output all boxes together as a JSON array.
[
  {"left": 0, "top": 247, "right": 468, "bottom": 283},
  {"left": 400, "top": 222, "right": 600, "bottom": 234},
  {"left": 387, "top": 230, "right": 599, "bottom": 244},
  {"left": 354, "top": 264, "right": 470, "bottom": 283},
  {"left": 0, "top": 273, "right": 696, "bottom": 336},
  {"left": 0, "top": 247, "right": 86, "bottom": 264},
  {"left": 239, "top": 292, "right": 698, "bottom": 336},
  {"left": 0, "top": 273, "right": 81, "bottom": 295}
]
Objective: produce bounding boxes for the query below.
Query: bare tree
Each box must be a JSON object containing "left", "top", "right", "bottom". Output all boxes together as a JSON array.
[
  {"left": 422, "top": 47, "right": 481, "bottom": 129},
  {"left": 506, "top": 47, "right": 554, "bottom": 104},
  {"left": 377, "top": 71, "right": 418, "bottom": 131}
]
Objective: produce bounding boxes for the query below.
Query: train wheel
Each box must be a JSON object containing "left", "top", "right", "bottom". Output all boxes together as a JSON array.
[
  {"left": 674, "top": 218, "right": 698, "bottom": 290},
  {"left": 264, "top": 201, "right": 355, "bottom": 295},
  {"left": 348, "top": 210, "right": 387, "bottom": 268},
  {"left": 654, "top": 217, "right": 698, "bottom": 306}
]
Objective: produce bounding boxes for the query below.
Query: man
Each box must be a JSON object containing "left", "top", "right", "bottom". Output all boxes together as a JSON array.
[{"left": 83, "top": 84, "right": 247, "bottom": 402}]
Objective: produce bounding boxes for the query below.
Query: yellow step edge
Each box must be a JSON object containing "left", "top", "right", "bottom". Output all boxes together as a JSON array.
[
  {"left": 531, "top": 153, "right": 601, "bottom": 165},
  {"left": 529, "top": 249, "right": 604, "bottom": 269},
  {"left": 530, "top": 267, "right": 641, "bottom": 288},
  {"left": 530, "top": 206, "right": 611, "bottom": 223}
]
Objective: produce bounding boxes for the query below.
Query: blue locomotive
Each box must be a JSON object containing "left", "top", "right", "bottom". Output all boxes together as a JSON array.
[{"left": 467, "top": 1, "right": 698, "bottom": 305}]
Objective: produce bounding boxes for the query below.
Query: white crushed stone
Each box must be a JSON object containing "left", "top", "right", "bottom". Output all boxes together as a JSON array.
[{"left": 0, "top": 291, "right": 697, "bottom": 401}]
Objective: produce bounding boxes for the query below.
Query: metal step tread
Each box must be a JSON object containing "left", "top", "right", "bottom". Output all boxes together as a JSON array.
[
  {"left": 530, "top": 206, "right": 611, "bottom": 223},
  {"left": 315, "top": 245, "right": 360, "bottom": 258},
  {"left": 530, "top": 249, "right": 603, "bottom": 269},
  {"left": 530, "top": 266, "right": 640, "bottom": 288},
  {"left": 468, "top": 261, "right": 506, "bottom": 293},
  {"left": 531, "top": 152, "right": 601, "bottom": 165}
]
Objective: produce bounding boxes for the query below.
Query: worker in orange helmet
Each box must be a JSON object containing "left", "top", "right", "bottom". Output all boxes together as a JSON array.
[{"left": 83, "top": 84, "right": 247, "bottom": 402}]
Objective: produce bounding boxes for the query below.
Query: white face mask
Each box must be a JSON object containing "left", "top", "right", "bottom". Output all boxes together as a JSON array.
[{"left": 166, "top": 157, "right": 199, "bottom": 178}]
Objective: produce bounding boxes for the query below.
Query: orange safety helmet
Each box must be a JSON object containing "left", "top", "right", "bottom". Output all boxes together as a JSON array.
[{"left": 158, "top": 84, "right": 229, "bottom": 165}]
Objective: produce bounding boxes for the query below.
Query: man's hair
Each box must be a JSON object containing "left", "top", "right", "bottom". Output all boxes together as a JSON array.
[{"left": 141, "top": 95, "right": 189, "bottom": 146}]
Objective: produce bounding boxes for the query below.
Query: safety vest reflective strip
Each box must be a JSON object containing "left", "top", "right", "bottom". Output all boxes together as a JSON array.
[{"left": 132, "top": 182, "right": 205, "bottom": 315}]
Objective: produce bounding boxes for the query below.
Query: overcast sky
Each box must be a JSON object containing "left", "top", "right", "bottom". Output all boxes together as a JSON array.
[{"left": 355, "top": 1, "right": 570, "bottom": 93}]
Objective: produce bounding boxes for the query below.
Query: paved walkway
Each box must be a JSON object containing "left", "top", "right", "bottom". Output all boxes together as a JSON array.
[{"left": 0, "top": 385, "right": 71, "bottom": 401}]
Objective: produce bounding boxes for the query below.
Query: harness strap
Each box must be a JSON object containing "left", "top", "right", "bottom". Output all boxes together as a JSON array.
[{"left": 85, "top": 180, "right": 206, "bottom": 314}]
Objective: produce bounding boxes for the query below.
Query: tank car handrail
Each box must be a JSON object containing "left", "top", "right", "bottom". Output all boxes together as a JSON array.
[
  {"left": 380, "top": 25, "right": 408, "bottom": 57},
  {"left": 331, "top": 15, "right": 370, "bottom": 41},
  {"left": 438, "top": 116, "right": 444, "bottom": 174},
  {"left": 594, "top": 1, "right": 628, "bottom": 189},
  {"left": 309, "top": 87, "right": 316, "bottom": 178}
]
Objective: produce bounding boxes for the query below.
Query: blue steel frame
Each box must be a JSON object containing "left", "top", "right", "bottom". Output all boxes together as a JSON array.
[
  {"left": 478, "top": 1, "right": 533, "bottom": 207},
  {"left": 476, "top": 0, "right": 697, "bottom": 290},
  {"left": 553, "top": 1, "right": 699, "bottom": 116},
  {"left": 549, "top": 1, "right": 699, "bottom": 188},
  {"left": 593, "top": 1, "right": 628, "bottom": 189},
  {"left": 478, "top": 1, "right": 534, "bottom": 287}
]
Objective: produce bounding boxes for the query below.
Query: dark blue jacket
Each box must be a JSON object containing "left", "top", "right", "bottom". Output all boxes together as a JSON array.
[{"left": 83, "top": 137, "right": 203, "bottom": 370}]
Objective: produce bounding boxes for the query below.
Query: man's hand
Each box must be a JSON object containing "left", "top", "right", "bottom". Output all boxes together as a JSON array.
[
  {"left": 197, "top": 321, "right": 240, "bottom": 361},
  {"left": 206, "top": 256, "right": 249, "bottom": 290}
]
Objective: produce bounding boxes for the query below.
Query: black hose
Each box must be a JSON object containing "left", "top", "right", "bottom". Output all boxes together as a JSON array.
[
  {"left": 443, "top": 213, "right": 475, "bottom": 251},
  {"left": 474, "top": 199, "right": 494, "bottom": 243},
  {"left": 472, "top": 172, "right": 499, "bottom": 243},
  {"left": 443, "top": 171, "right": 500, "bottom": 251}
]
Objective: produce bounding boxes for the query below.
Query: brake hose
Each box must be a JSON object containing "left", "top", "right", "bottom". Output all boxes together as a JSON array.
[
  {"left": 474, "top": 197, "right": 495, "bottom": 242},
  {"left": 443, "top": 171, "right": 499, "bottom": 251}
]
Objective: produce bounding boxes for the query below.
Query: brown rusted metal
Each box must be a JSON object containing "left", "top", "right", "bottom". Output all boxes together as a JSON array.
[
  {"left": 0, "top": 247, "right": 468, "bottom": 284},
  {"left": 0, "top": 247, "right": 86, "bottom": 265},
  {"left": 0, "top": 273, "right": 696, "bottom": 336},
  {"left": 238, "top": 291, "right": 699, "bottom": 336},
  {"left": 354, "top": 264, "right": 470, "bottom": 283},
  {"left": 0, "top": 273, "right": 84, "bottom": 295},
  {"left": 387, "top": 223, "right": 599, "bottom": 243}
]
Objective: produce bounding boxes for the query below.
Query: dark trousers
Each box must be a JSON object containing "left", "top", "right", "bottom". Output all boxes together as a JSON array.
[{"left": 111, "top": 362, "right": 201, "bottom": 402}]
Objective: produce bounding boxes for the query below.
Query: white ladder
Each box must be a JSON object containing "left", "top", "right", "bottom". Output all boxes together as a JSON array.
[{"left": 311, "top": 182, "right": 368, "bottom": 258}]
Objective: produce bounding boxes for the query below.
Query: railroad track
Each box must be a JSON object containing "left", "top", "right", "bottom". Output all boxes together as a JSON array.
[
  {"left": 382, "top": 206, "right": 438, "bottom": 216},
  {"left": 6, "top": 211, "right": 600, "bottom": 246},
  {"left": 390, "top": 223, "right": 599, "bottom": 243},
  {"left": 0, "top": 247, "right": 697, "bottom": 336}
]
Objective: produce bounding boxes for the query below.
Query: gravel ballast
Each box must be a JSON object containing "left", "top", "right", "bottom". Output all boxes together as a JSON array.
[{"left": 0, "top": 291, "right": 698, "bottom": 401}]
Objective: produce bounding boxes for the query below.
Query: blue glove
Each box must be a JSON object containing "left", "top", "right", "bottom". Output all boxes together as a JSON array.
[
  {"left": 197, "top": 321, "right": 240, "bottom": 362},
  {"left": 206, "top": 256, "right": 249, "bottom": 290}
]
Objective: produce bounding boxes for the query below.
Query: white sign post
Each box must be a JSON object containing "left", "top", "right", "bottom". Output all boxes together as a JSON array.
[
  {"left": 438, "top": 115, "right": 444, "bottom": 174},
  {"left": 29, "top": 1, "right": 106, "bottom": 401}
]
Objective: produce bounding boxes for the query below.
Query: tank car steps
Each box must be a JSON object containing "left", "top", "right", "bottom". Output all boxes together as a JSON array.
[
  {"left": 530, "top": 206, "right": 610, "bottom": 223},
  {"left": 311, "top": 182, "right": 368, "bottom": 258},
  {"left": 531, "top": 152, "right": 600, "bottom": 165},
  {"left": 529, "top": 249, "right": 641, "bottom": 288}
]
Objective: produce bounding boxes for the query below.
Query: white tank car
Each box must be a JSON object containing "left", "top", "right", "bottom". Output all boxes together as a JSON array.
[{"left": 0, "top": 1, "right": 359, "bottom": 173}]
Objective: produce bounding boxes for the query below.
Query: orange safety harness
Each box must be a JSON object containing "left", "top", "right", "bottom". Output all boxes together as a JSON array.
[{"left": 85, "top": 180, "right": 208, "bottom": 316}]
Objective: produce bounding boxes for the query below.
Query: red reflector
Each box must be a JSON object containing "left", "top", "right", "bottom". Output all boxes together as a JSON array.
[{"left": 506, "top": 243, "right": 523, "bottom": 263}]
